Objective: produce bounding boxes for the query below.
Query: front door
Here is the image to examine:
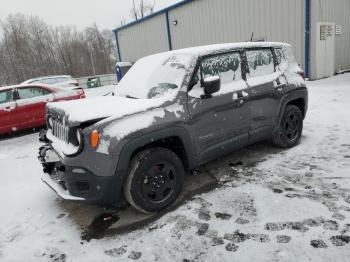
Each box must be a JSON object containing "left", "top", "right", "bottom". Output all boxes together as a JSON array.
[
  {"left": 0, "top": 88, "right": 17, "bottom": 134},
  {"left": 187, "top": 51, "right": 250, "bottom": 164}
]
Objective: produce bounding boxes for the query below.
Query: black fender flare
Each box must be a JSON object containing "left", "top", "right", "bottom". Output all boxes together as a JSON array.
[
  {"left": 274, "top": 87, "right": 308, "bottom": 133},
  {"left": 110, "top": 126, "right": 196, "bottom": 204}
]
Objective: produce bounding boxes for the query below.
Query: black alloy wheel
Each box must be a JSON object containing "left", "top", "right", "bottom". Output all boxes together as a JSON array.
[
  {"left": 284, "top": 111, "right": 301, "bottom": 142},
  {"left": 124, "top": 148, "right": 184, "bottom": 213},
  {"left": 273, "top": 105, "right": 303, "bottom": 148},
  {"left": 142, "top": 161, "right": 177, "bottom": 204}
]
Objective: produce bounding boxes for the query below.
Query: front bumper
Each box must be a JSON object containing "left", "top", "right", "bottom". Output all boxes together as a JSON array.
[
  {"left": 39, "top": 144, "right": 120, "bottom": 205},
  {"left": 41, "top": 172, "right": 85, "bottom": 201}
]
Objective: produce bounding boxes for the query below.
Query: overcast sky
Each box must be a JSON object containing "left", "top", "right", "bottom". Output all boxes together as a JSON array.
[{"left": 0, "top": 0, "right": 182, "bottom": 30}]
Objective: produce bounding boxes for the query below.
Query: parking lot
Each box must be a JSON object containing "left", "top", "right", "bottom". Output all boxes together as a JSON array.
[{"left": 0, "top": 74, "right": 350, "bottom": 262}]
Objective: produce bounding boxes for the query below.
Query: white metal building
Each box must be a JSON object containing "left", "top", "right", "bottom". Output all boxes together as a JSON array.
[{"left": 113, "top": 0, "right": 350, "bottom": 80}]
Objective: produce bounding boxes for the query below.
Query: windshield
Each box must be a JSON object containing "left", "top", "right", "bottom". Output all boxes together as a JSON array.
[{"left": 115, "top": 52, "right": 195, "bottom": 99}]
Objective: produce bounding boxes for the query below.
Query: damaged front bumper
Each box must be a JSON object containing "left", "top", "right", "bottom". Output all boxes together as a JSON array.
[
  {"left": 41, "top": 172, "right": 86, "bottom": 201},
  {"left": 38, "top": 141, "right": 119, "bottom": 205}
]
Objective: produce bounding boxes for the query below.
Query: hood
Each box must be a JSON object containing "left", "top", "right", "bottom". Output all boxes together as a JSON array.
[{"left": 47, "top": 95, "right": 167, "bottom": 126}]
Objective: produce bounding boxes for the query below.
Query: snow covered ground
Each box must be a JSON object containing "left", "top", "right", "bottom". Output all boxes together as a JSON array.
[{"left": 0, "top": 74, "right": 350, "bottom": 261}]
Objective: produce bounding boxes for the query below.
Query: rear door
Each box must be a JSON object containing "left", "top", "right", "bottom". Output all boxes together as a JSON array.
[
  {"left": 187, "top": 51, "right": 250, "bottom": 163},
  {"left": 16, "top": 86, "right": 53, "bottom": 127},
  {"left": 0, "top": 88, "right": 17, "bottom": 134},
  {"left": 243, "top": 48, "right": 283, "bottom": 142}
]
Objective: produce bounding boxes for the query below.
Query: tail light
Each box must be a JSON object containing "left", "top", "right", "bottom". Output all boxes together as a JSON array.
[
  {"left": 298, "top": 71, "right": 305, "bottom": 80},
  {"left": 76, "top": 88, "right": 86, "bottom": 99}
]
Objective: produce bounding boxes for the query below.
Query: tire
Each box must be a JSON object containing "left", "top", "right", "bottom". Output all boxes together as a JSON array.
[
  {"left": 124, "top": 148, "right": 185, "bottom": 213},
  {"left": 272, "top": 105, "right": 303, "bottom": 148}
]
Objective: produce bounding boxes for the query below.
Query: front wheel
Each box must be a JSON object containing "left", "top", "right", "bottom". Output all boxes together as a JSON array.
[
  {"left": 124, "top": 148, "right": 184, "bottom": 213},
  {"left": 272, "top": 105, "right": 303, "bottom": 148}
]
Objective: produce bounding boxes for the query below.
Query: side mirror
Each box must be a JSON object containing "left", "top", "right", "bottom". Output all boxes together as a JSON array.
[{"left": 202, "top": 75, "right": 221, "bottom": 97}]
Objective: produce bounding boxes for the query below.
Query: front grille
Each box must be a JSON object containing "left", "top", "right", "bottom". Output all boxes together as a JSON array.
[{"left": 51, "top": 118, "right": 69, "bottom": 143}]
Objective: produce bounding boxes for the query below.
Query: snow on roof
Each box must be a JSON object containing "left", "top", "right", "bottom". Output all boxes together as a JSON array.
[
  {"left": 166, "top": 42, "right": 291, "bottom": 57},
  {"left": 0, "top": 86, "right": 13, "bottom": 91},
  {"left": 21, "top": 75, "right": 72, "bottom": 84},
  {"left": 0, "top": 83, "right": 56, "bottom": 91},
  {"left": 132, "top": 42, "right": 291, "bottom": 64}
]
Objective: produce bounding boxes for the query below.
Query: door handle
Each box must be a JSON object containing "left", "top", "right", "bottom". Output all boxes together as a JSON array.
[{"left": 4, "top": 106, "right": 14, "bottom": 112}]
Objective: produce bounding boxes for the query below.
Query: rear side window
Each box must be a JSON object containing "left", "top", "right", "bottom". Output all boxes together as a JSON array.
[
  {"left": 17, "top": 87, "right": 47, "bottom": 99},
  {"left": 0, "top": 90, "right": 13, "bottom": 104},
  {"left": 201, "top": 52, "right": 242, "bottom": 84},
  {"left": 246, "top": 49, "right": 274, "bottom": 77},
  {"left": 275, "top": 48, "right": 286, "bottom": 65}
]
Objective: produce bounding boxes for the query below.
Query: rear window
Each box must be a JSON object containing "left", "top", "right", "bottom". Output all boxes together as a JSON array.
[
  {"left": 42, "top": 78, "right": 58, "bottom": 85},
  {"left": 246, "top": 49, "right": 274, "bottom": 77},
  {"left": 0, "top": 90, "right": 13, "bottom": 104},
  {"left": 55, "top": 77, "right": 70, "bottom": 83}
]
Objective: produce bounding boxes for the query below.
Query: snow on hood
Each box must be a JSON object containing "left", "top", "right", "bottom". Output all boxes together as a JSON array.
[{"left": 46, "top": 95, "right": 169, "bottom": 125}]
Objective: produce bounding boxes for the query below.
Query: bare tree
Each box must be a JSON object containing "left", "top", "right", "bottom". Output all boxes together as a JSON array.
[
  {"left": 0, "top": 14, "right": 117, "bottom": 86},
  {"left": 139, "top": 0, "right": 145, "bottom": 19},
  {"left": 129, "top": 0, "right": 155, "bottom": 20},
  {"left": 130, "top": 0, "right": 139, "bottom": 20}
]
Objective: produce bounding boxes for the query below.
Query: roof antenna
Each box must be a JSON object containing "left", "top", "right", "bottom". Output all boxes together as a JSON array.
[{"left": 250, "top": 32, "right": 254, "bottom": 42}]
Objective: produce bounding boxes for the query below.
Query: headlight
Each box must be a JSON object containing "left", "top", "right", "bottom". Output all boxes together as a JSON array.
[
  {"left": 64, "top": 128, "right": 84, "bottom": 157},
  {"left": 76, "top": 129, "right": 83, "bottom": 145}
]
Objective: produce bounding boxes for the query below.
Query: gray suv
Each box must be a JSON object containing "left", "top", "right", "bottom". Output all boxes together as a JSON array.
[{"left": 39, "top": 42, "right": 308, "bottom": 213}]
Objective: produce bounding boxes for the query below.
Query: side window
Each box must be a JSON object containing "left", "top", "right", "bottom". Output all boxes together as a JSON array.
[
  {"left": 17, "top": 87, "right": 46, "bottom": 99},
  {"left": 275, "top": 48, "right": 286, "bottom": 65},
  {"left": 246, "top": 49, "right": 274, "bottom": 78},
  {"left": 41, "top": 78, "right": 57, "bottom": 85},
  {"left": 0, "top": 90, "right": 13, "bottom": 104},
  {"left": 201, "top": 52, "right": 243, "bottom": 85},
  {"left": 188, "top": 52, "right": 244, "bottom": 98}
]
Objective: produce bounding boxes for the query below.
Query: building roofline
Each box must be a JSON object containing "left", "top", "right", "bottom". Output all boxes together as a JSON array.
[{"left": 113, "top": 0, "right": 194, "bottom": 33}]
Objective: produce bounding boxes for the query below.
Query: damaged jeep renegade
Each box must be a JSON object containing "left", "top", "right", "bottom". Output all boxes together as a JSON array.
[{"left": 39, "top": 42, "right": 308, "bottom": 213}]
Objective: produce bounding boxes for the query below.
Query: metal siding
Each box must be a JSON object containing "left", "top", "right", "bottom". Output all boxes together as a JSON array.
[
  {"left": 168, "top": 0, "right": 305, "bottom": 67},
  {"left": 117, "top": 13, "right": 169, "bottom": 62},
  {"left": 317, "top": 0, "right": 350, "bottom": 72}
]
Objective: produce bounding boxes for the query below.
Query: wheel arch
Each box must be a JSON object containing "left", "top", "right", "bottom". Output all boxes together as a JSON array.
[
  {"left": 287, "top": 98, "right": 306, "bottom": 119},
  {"left": 111, "top": 127, "right": 196, "bottom": 205},
  {"left": 276, "top": 88, "right": 308, "bottom": 131}
]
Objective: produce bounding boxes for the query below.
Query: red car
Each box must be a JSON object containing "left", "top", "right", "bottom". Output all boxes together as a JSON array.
[{"left": 0, "top": 84, "right": 85, "bottom": 135}]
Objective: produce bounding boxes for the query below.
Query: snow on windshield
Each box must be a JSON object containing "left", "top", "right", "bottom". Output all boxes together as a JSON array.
[{"left": 115, "top": 52, "right": 195, "bottom": 99}]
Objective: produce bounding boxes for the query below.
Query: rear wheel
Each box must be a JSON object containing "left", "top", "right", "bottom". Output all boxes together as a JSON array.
[
  {"left": 273, "top": 105, "right": 303, "bottom": 148},
  {"left": 124, "top": 148, "right": 184, "bottom": 213}
]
